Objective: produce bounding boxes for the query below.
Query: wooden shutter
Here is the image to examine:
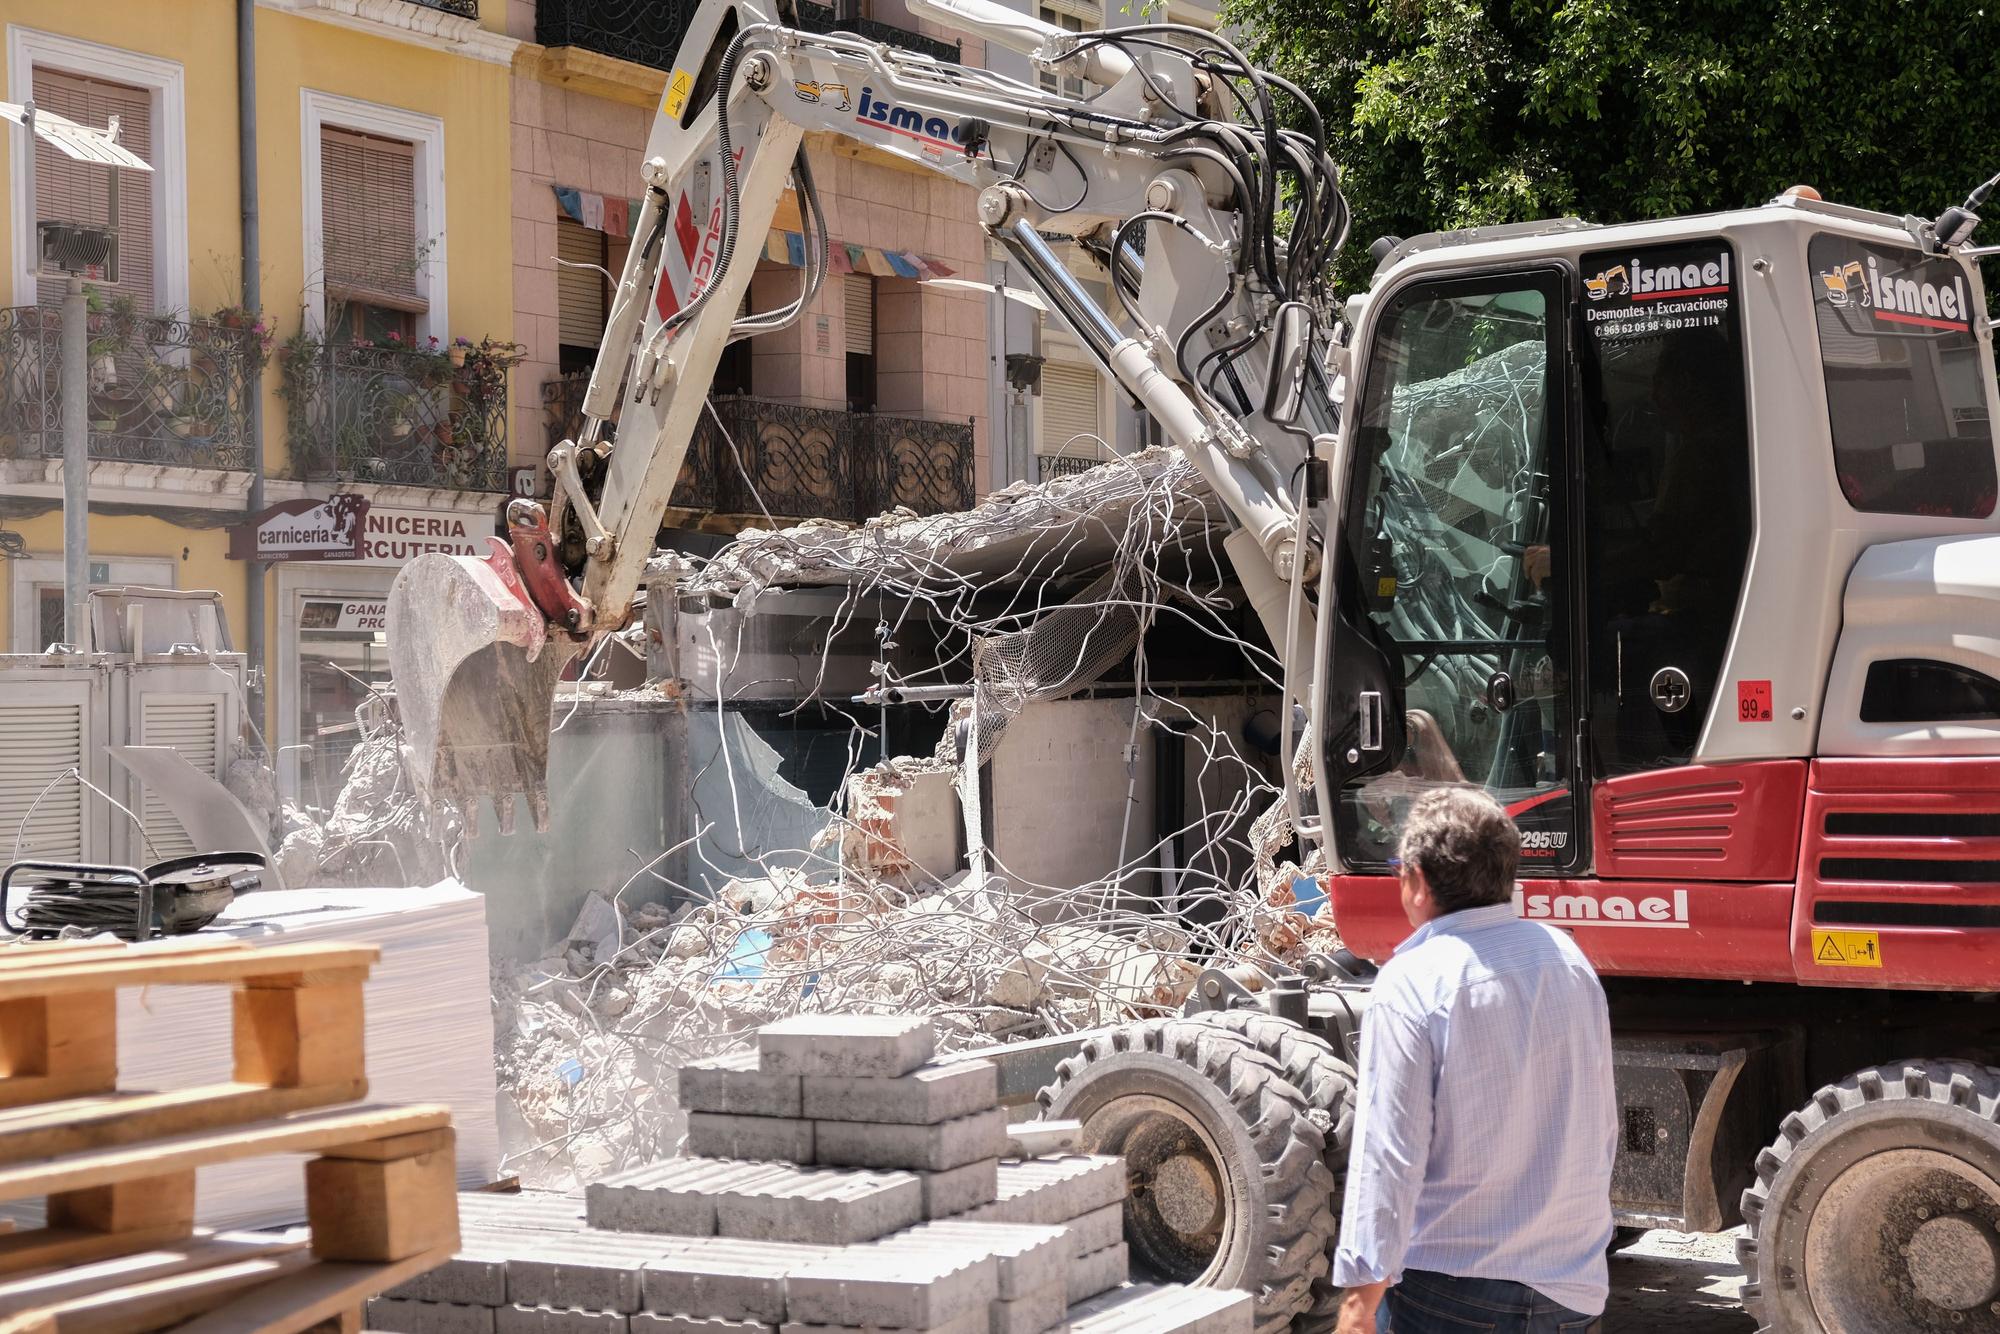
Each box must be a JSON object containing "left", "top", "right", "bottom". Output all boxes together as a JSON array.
[
  {"left": 321, "top": 126, "right": 425, "bottom": 311},
  {"left": 0, "top": 697, "right": 86, "bottom": 861},
  {"left": 32, "top": 67, "right": 154, "bottom": 314},
  {"left": 1039, "top": 358, "right": 1103, "bottom": 455},
  {"left": 845, "top": 275, "right": 874, "bottom": 355},
  {"left": 135, "top": 695, "right": 222, "bottom": 860},
  {"left": 557, "top": 219, "right": 607, "bottom": 349}
]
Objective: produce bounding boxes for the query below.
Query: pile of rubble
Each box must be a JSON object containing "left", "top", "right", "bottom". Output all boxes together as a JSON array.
[{"left": 376, "top": 1014, "right": 1253, "bottom": 1334}]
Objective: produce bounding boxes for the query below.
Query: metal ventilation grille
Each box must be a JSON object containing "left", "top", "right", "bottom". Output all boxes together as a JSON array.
[
  {"left": 0, "top": 701, "right": 85, "bottom": 861},
  {"left": 138, "top": 697, "right": 220, "bottom": 861}
]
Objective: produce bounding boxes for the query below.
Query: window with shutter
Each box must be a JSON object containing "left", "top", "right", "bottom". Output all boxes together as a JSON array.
[
  {"left": 1039, "top": 358, "right": 1104, "bottom": 456},
  {"left": 320, "top": 126, "right": 425, "bottom": 324},
  {"left": 1037, "top": 0, "right": 1100, "bottom": 98},
  {"left": 557, "top": 218, "right": 608, "bottom": 351},
  {"left": 846, "top": 274, "right": 876, "bottom": 412},
  {"left": 31, "top": 67, "right": 155, "bottom": 314}
]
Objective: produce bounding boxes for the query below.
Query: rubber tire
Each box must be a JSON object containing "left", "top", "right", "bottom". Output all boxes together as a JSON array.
[
  {"left": 1738, "top": 1058, "right": 2000, "bottom": 1333},
  {"left": 1038, "top": 1017, "right": 1339, "bottom": 1334},
  {"left": 1183, "top": 1011, "right": 1357, "bottom": 1332}
]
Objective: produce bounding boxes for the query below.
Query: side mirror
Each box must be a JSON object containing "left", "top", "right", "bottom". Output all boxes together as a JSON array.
[{"left": 1262, "top": 301, "right": 1316, "bottom": 428}]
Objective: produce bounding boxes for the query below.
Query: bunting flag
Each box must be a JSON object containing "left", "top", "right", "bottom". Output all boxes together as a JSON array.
[{"left": 551, "top": 184, "right": 643, "bottom": 239}]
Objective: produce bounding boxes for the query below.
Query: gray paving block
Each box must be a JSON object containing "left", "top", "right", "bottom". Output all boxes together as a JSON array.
[
  {"left": 681, "top": 1049, "right": 804, "bottom": 1118},
  {"left": 641, "top": 1238, "right": 835, "bottom": 1323},
  {"left": 367, "top": 1297, "right": 497, "bottom": 1334},
  {"left": 497, "top": 1308, "right": 630, "bottom": 1334},
  {"left": 715, "top": 1164, "right": 925, "bottom": 1245},
  {"left": 1066, "top": 1283, "right": 1252, "bottom": 1333},
  {"left": 460, "top": 1191, "right": 591, "bottom": 1233},
  {"left": 630, "top": 1317, "right": 775, "bottom": 1334},
  {"left": 1002, "top": 1120, "right": 1080, "bottom": 1160},
  {"left": 963, "top": 1158, "right": 1126, "bottom": 1228},
  {"left": 874, "top": 1221, "right": 1068, "bottom": 1301},
  {"left": 589, "top": 1158, "right": 803, "bottom": 1236},
  {"left": 801, "top": 1061, "right": 997, "bottom": 1126},
  {"left": 385, "top": 1232, "right": 528, "bottom": 1305},
  {"left": 814, "top": 1108, "right": 1008, "bottom": 1173},
  {"left": 1063, "top": 1204, "right": 1123, "bottom": 1259},
  {"left": 1065, "top": 1245, "right": 1127, "bottom": 1306},
  {"left": 777, "top": 1309, "right": 986, "bottom": 1334},
  {"left": 758, "top": 1015, "right": 936, "bottom": 1078},
  {"left": 507, "top": 1232, "right": 682, "bottom": 1313},
  {"left": 785, "top": 1246, "right": 996, "bottom": 1328},
  {"left": 918, "top": 1158, "right": 998, "bottom": 1219},
  {"left": 989, "top": 1281, "right": 1066, "bottom": 1334},
  {"left": 685, "top": 1111, "right": 815, "bottom": 1163}
]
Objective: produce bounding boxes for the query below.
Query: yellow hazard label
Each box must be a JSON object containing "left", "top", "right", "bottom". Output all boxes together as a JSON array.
[
  {"left": 1811, "top": 928, "right": 1882, "bottom": 968},
  {"left": 663, "top": 68, "right": 695, "bottom": 118},
  {"left": 1377, "top": 576, "right": 1398, "bottom": 599}
]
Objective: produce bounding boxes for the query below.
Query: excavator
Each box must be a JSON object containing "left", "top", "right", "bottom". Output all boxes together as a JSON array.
[{"left": 386, "top": 0, "right": 2000, "bottom": 1328}]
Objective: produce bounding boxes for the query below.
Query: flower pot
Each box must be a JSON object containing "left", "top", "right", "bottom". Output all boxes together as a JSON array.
[{"left": 448, "top": 346, "right": 468, "bottom": 368}]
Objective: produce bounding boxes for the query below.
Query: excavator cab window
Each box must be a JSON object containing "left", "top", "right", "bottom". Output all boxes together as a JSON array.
[{"left": 1332, "top": 268, "right": 1578, "bottom": 869}]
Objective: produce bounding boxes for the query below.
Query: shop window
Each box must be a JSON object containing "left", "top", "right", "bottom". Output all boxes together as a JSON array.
[
  {"left": 32, "top": 67, "right": 156, "bottom": 313},
  {"left": 296, "top": 594, "right": 393, "bottom": 813}
]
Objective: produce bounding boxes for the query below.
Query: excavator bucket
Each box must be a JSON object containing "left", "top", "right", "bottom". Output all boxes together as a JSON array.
[{"left": 387, "top": 539, "right": 581, "bottom": 835}]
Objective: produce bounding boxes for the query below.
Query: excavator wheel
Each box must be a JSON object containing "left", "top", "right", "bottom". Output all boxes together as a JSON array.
[
  {"left": 1037, "top": 1017, "right": 1339, "bottom": 1334},
  {"left": 1739, "top": 1059, "right": 2000, "bottom": 1333},
  {"left": 1180, "top": 1011, "right": 1357, "bottom": 1333}
]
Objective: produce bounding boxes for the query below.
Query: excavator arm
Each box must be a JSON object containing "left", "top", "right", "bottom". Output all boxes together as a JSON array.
[{"left": 388, "top": 0, "right": 1349, "bottom": 831}]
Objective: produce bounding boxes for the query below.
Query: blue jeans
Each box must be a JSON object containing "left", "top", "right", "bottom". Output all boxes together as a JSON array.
[{"left": 1378, "top": 1270, "right": 1600, "bottom": 1333}]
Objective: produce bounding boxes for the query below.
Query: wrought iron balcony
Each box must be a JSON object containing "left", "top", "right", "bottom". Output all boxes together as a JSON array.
[
  {"left": 0, "top": 306, "right": 256, "bottom": 470},
  {"left": 1037, "top": 452, "right": 1101, "bottom": 483},
  {"left": 283, "top": 338, "right": 512, "bottom": 492},
  {"left": 544, "top": 372, "right": 974, "bottom": 522},
  {"left": 798, "top": 1, "right": 962, "bottom": 62}
]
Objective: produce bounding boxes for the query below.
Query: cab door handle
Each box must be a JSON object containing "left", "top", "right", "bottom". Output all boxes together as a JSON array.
[{"left": 1358, "top": 691, "right": 1384, "bottom": 752}]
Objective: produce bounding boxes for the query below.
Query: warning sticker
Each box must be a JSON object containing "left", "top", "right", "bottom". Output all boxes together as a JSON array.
[
  {"left": 1737, "top": 679, "right": 1773, "bottom": 722},
  {"left": 663, "top": 68, "right": 695, "bottom": 119},
  {"left": 1812, "top": 928, "right": 1882, "bottom": 968}
]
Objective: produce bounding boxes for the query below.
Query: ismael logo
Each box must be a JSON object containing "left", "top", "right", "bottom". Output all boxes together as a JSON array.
[
  {"left": 1513, "top": 887, "right": 1691, "bottom": 928},
  {"left": 1817, "top": 255, "right": 1970, "bottom": 332},
  {"left": 855, "top": 88, "right": 965, "bottom": 152},
  {"left": 1585, "top": 252, "right": 1731, "bottom": 302}
]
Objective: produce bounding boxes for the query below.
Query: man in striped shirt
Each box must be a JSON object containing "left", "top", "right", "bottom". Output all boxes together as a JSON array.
[{"left": 1333, "top": 787, "right": 1618, "bottom": 1333}]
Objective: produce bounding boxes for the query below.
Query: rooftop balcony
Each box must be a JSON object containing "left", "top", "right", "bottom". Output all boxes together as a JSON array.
[{"left": 0, "top": 305, "right": 256, "bottom": 471}]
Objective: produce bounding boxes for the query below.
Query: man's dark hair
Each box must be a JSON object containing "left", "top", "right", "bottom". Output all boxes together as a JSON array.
[{"left": 1397, "top": 786, "right": 1521, "bottom": 913}]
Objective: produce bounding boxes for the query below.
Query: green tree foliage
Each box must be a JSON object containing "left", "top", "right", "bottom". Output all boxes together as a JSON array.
[{"left": 1226, "top": 0, "right": 2000, "bottom": 286}]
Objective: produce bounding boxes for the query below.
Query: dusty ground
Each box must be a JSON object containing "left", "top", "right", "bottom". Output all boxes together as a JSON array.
[{"left": 1607, "top": 1229, "right": 1755, "bottom": 1331}]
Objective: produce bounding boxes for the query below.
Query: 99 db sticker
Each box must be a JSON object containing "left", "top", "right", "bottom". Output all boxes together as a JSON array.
[{"left": 1737, "top": 680, "right": 1773, "bottom": 722}]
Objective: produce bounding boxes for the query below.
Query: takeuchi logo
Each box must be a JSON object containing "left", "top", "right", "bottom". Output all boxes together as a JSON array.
[
  {"left": 1585, "top": 252, "right": 1731, "bottom": 302},
  {"left": 1817, "top": 254, "right": 1970, "bottom": 332}
]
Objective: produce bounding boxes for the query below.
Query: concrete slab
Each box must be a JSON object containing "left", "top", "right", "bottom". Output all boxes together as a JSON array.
[
  {"left": 685, "top": 1111, "right": 816, "bottom": 1163},
  {"left": 776, "top": 1309, "right": 985, "bottom": 1334},
  {"left": 1065, "top": 1245, "right": 1128, "bottom": 1306},
  {"left": 496, "top": 1307, "right": 631, "bottom": 1334},
  {"left": 641, "top": 1238, "right": 836, "bottom": 1323},
  {"left": 875, "top": 1220, "right": 1069, "bottom": 1301},
  {"left": 630, "top": 1317, "right": 776, "bottom": 1334},
  {"left": 506, "top": 1232, "right": 683, "bottom": 1312},
  {"left": 962, "top": 1157, "right": 1127, "bottom": 1228},
  {"left": 714, "top": 1165, "right": 925, "bottom": 1245},
  {"left": 782, "top": 1244, "right": 998, "bottom": 1328},
  {"left": 681, "top": 1049, "right": 805, "bottom": 1118},
  {"left": 801, "top": 1061, "right": 997, "bottom": 1126},
  {"left": 460, "top": 1191, "right": 591, "bottom": 1233},
  {"left": 988, "top": 1281, "right": 1066, "bottom": 1334},
  {"left": 758, "top": 1015, "right": 936, "bottom": 1078},
  {"left": 388, "top": 1229, "right": 572, "bottom": 1306},
  {"left": 588, "top": 1158, "right": 803, "bottom": 1236},
  {"left": 1003, "top": 1120, "right": 1080, "bottom": 1159},
  {"left": 1066, "top": 1283, "right": 1252, "bottom": 1333},
  {"left": 917, "top": 1158, "right": 998, "bottom": 1219},
  {"left": 1063, "top": 1204, "right": 1123, "bottom": 1259},
  {"left": 815, "top": 1108, "right": 1008, "bottom": 1173},
  {"left": 367, "top": 1297, "right": 498, "bottom": 1334}
]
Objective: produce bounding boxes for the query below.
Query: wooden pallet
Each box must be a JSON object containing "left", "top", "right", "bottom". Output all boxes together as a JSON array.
[{"left": 0, "top": 938, "right": 460, "bottom": 1333}]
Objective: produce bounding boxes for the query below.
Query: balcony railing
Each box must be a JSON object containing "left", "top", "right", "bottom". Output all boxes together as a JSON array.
[
  {"left": 1037, "top": 452, "right": 1101, "bottom": 483},
  {"left": 403, "top": 0, "right": 479, "bottom": 16},
  {"left": 283, "top": 340, "right": 511, "bottom": 491},
  {"left": 537, "top": 0, "right": 959, "bottom": 69},
  {"left": 545, "top": 372, "right": 974, "bottom": 522},
  {"left": 0, "top": 306, "right": 255, "bottom": 470}
]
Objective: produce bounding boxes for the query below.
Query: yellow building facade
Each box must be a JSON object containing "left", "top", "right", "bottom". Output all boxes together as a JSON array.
[{"left": 1, "top": 0, "right": 524, "bottom": 808}]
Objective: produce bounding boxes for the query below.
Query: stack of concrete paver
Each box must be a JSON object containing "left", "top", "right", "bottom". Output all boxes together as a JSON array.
[{"left": 369, "top": 1014, "right": 1252, "bottom": 1334}]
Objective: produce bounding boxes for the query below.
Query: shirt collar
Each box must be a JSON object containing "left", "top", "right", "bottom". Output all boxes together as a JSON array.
[{"left": 1393, "top": 900, "right": 1517, "bottom": 956}]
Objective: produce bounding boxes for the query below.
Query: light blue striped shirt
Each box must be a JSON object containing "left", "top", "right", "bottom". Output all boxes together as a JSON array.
[{"left": 1332, "top": 901, "right": 1617, "bottom": 1315}]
